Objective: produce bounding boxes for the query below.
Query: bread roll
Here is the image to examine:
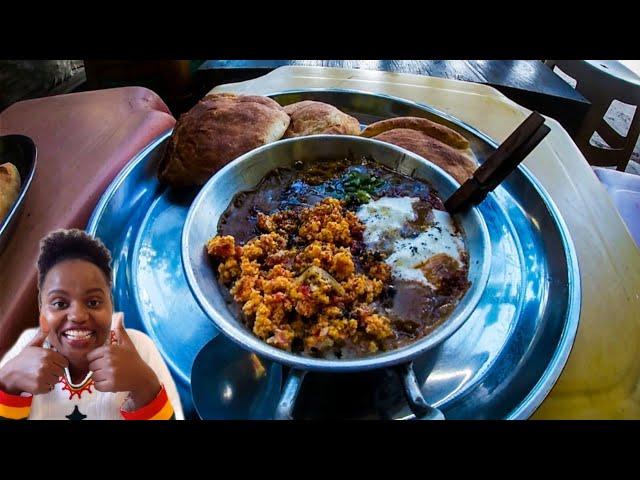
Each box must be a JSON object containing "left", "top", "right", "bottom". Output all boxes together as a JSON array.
[
  {"left": 158, "top": 93, "right": 290, "bottom": 187},
  {"left": 283, "top": 101, "right": 361, "bottom": 138}
]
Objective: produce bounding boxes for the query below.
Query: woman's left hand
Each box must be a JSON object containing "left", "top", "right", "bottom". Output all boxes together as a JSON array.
[{"left": 87, "top": 314, "right": 161, "bottom": 410}]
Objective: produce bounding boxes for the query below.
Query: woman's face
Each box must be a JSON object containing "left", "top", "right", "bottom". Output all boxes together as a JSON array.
[{"left": 40, "top": 259, "right": 113, "bottom": 368}]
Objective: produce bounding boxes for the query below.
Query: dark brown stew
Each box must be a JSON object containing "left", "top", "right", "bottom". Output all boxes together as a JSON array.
[{"left": 210, "top": 156, "right": 470, "bottom": 358}]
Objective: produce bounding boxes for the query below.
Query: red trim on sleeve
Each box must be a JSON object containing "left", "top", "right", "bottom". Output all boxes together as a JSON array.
[
  {"left": 0, "top": 389, "right": 33, "bottom": 408},
  {"left": 120, "top": 384, "right": 169, "bottom": 420}
]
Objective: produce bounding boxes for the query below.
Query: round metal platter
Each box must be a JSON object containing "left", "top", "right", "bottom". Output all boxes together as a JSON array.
[{"left": 87, "top": 89, "right": 580, "bottom": 419}]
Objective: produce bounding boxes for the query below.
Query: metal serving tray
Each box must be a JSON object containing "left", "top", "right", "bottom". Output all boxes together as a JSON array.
[{"left": 87, "top": 89, "right": 580, "bottom": 419}]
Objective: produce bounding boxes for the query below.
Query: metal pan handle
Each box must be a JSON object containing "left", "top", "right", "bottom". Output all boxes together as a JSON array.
[
  {"left": 395, "top": 362, "right": 445, "bottom": 420},
  {"left": 274, "top": 368, "right": 307, "bottom": 420}
]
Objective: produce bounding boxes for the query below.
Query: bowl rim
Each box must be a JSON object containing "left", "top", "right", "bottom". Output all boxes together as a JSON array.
[{"left": 182, "top": 134, "right": 491, "bottom": 372}]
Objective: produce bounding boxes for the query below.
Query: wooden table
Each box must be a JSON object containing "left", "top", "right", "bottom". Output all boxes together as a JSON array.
[{"left": 196, "top": 60, "right": 591, "bottom": 136}]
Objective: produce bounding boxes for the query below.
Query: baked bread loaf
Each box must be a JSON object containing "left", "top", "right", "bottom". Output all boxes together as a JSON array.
[
  {"left": 373, "top": 128, "right": 476, "bottom": 184},
  {"left": 361, "top": 116, "right": 470, "bottom": 150},
  {"left": 158, "top": 93, "right": 290, "bottom": 187},
  {"left": 283, "top": 101, "right": 361, "bottom": 138}
]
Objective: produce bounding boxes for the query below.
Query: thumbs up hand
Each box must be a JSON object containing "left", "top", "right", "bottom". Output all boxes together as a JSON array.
[
  {"left": 87, "top": 313, "right": 161, "bottom": 409},
  {"left": 111, "top": 312, "right": 134, "bottom": 347},
  {"left": 0, "top": 316, "right": 69, "bottom": 395}
]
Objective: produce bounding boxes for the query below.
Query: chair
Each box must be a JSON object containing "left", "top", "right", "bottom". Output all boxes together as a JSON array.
[{"left": 545, "top": 60, "right": 640, "bottom": 171}]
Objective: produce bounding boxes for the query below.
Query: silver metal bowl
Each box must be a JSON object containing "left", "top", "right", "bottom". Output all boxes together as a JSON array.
[{"left": 182, "top": 135, "right": 491, "bottom": 374}]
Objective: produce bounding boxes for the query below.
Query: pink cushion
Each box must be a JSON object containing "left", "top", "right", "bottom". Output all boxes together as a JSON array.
[{"left": 0, "top": 87, "right": 176, "bottom": 357}]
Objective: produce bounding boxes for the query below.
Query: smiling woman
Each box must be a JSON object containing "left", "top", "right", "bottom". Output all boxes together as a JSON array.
[
  {"left": 0, "top": 229, "right": 183, "bottom": 420},
  {"left": 37, "top": 230, "right": 115, "bottom": 369}
]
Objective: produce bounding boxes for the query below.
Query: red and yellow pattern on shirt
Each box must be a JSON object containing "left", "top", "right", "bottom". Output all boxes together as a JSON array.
[{"left": 0, "top": 389, "right": 32, "bottom": 420}]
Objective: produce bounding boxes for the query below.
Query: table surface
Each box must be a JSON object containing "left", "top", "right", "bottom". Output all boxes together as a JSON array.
[
  {"left": 198, "top": 60, "right": 590, "bottom": 136},
  {"left": 200, "top": 60, "right": 585, "bottom": 101},
  {"left": 210, "top": 65, "right": 640, "bottom": 419}
]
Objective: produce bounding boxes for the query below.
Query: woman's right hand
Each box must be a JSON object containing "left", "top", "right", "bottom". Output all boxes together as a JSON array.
[{"left": 0, "top": 328, "right": 69, "bottom": 395}]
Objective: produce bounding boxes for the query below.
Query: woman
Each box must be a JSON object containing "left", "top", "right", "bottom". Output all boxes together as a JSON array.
[{"left": 0, "top": 229, "right": 183, "bottom": 420}]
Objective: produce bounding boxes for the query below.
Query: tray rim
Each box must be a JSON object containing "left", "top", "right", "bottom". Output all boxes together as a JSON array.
[
  {"left": 86, "top": 88, "right": 581, "bottom": 419},
  {"left": 88, "top": 130, "right": 173, "bottom": 231}
]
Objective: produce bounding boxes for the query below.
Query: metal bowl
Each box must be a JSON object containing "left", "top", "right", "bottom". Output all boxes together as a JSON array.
[
  {"left": 182, "top": 135, "right": 491, "bottom": 373},
  {"left": 0, "top": 135, "right": 37, "bottom": 255}
]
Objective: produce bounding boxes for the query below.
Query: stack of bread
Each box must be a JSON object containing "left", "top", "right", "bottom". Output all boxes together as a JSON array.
[
  {"left": 361, "top": 116, "right": 476, "bottom": 184},
  {"left": 158, "top": 94, "right": 477, "bottom": 187}
]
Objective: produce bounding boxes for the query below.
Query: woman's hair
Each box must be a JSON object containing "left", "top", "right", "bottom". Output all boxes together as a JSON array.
[{"left": 37, "top": 229, "right": 113, "bottom": 294}]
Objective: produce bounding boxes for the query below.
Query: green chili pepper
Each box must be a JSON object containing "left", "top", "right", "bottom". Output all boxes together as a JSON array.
[{"left": 355, "top": 190, "right": 371, "bottom": 203}]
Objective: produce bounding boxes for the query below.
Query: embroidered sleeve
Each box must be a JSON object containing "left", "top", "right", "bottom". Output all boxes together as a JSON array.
[
  {"left": 117, "top": 325, "right": 184, "bottom": 419},
  {"left": 0, "top": 389, "right": 32, "bottom": 420},
  {"left": 120, "top": 384, "right": 175, "bottom": 420}
]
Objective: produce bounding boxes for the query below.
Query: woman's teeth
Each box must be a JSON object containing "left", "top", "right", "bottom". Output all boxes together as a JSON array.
[{"left": 63, "top": 330, "right": 94, "bottom": 340}]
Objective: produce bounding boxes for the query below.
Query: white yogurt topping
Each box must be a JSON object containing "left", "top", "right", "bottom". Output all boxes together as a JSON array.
[
  {"left": 357, "top": 197, "right": 465, "bottom": 287},
  {"left": 356, "top": 196, "right": 419, "bottom": 245}
]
